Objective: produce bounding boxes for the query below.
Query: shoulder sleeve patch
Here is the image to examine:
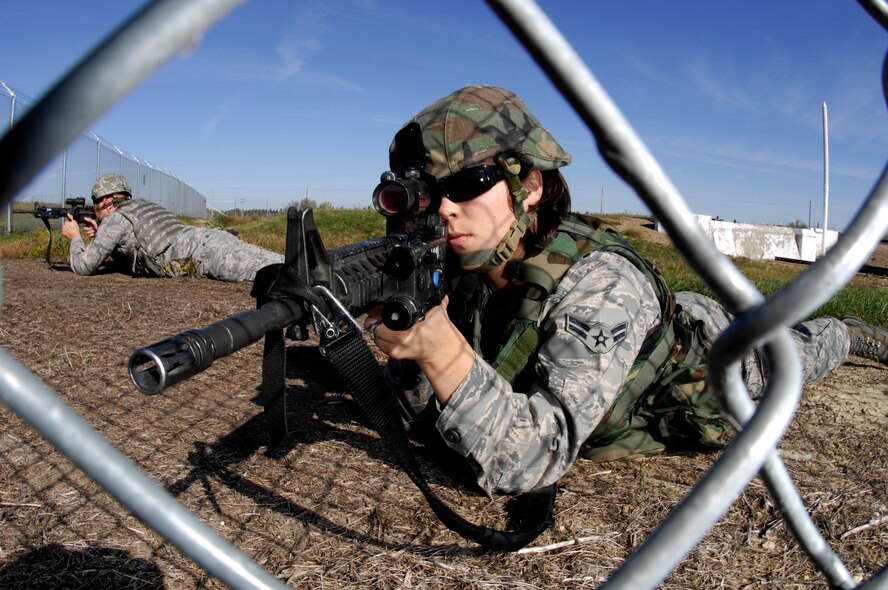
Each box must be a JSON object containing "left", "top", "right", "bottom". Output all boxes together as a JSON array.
[{"left": 565, "top": 314, "right": 628, "bottom": 354}]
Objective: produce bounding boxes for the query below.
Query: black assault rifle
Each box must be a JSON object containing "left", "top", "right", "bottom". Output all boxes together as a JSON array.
[
  {"left": 14, "top": 197, "right": 96, "bottom": 267},
  {"left": 128, "top": 204, "right": 446, "bottom": 397},
  {"left": 128, "top": 122, "right": 447, "bottom": 435}
]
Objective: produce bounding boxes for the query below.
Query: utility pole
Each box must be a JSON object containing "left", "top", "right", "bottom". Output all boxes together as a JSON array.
[
  {"left": 821, "top": 102, "right": 829, "bottom": 256},
  {"left": 600, "top": 185, "right": 604, "bottom": 214}
]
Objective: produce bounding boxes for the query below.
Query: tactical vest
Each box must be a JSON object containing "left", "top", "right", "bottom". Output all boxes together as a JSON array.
[
  {"left": 448, "top": 214, "right": 733, "bottom": 462},
  {"left": 116, "top": 199, "right": 186, "bottom": 276}
]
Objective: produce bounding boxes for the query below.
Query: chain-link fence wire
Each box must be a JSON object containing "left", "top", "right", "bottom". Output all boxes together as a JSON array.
[
  {"left": 0, "top": 0, "right": 886, "bottom": 589},
  {"left": 1, "top": 81, "right": 206, "bottom": 233},
  {"left": 487, "top": 1, "right": 888, "bottom": 589}
]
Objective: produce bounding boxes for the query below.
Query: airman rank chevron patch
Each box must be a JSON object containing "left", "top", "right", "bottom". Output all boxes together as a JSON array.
[{"left": 565, "top": 314, "right": 628, "bottom": 354}]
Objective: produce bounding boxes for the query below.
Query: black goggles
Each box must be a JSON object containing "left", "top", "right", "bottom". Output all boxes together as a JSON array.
[{"left": 438, "top": 165, "right": 505, "bottom": 203}]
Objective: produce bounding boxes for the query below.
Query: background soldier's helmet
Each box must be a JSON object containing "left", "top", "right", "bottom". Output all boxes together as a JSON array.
[
  {"left": 392, "top": 85, "right": 572, "bottom": 180},
  {"left": 91, "top": 173, "right": 132, "bottom": 201}
]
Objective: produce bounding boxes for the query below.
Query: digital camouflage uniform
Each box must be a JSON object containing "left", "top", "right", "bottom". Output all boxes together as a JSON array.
[
  {"left": 386, "top": 85, "right": 857, "bottom": 496},
  {"left": 69, "top": 198, "right": 283, "bottom": 282},
  {"left": 395, "top": 252, "right": 851, "bottom": 495}
]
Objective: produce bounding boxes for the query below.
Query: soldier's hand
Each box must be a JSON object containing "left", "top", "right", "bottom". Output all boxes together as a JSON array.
[
  {"left": 61, "top": 214, "right": 80, "bottom": 240},
  {"left": 83, "top": 217, "right": 98, "bottom": 238},
  {"left": 364, "top": 296, "right": 474, "bottom": 405},
  {"left": 363, "top": 297, "right": 454, "bottom": 361}
]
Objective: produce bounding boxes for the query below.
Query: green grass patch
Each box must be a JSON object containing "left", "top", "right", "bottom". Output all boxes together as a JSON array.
[
  {"left": 209, "top": 209, "right": 385, "bottom": 253},
  {"left": 623, "top": 228, "right": 888, "bottom": 327},
  {"left": 4, "top": 208, "right": 886, "bottom": 327},
  {"left": 0, "top": 228, "right": 67, "bottom": 260}
]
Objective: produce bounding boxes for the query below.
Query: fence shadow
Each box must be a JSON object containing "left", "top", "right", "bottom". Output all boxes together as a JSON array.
[{"left": 0, "top": 543, "right": 166, "bottom": 590}]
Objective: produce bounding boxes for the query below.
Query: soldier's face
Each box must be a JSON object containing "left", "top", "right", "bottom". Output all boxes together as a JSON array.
[
  {"left": 438, "top": 169, "right": 543, "bottom": 270},
  {"left": 93, "top": 195, "right": 115, "bottom": 222}
]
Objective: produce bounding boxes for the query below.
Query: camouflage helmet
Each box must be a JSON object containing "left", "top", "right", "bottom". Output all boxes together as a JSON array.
[
  {"left": 393, "top": 85, "right": 571, "bottom": 180},
  {"left": 91, "top": 173, "right": 132, "bottom": 201}
]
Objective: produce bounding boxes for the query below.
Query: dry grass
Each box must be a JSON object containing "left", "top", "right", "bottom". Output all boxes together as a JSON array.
[{"left": 0, "top": 229, "right": 886, "bottom": 589}]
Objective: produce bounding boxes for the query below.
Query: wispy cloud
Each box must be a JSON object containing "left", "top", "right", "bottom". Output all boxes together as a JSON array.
[
  {"left": 685, "top": 56, "right": 755, "bottom": 112},
  {"left": 201, "top": 101, "right": 232, "bottom": 134},
  {"left": 272, "top": 3, "right": 332, "bottom": 82},
  {"left": 623, "top": 51, "right": 675, "bottom": 88},
  {"left": 657, "top": 133, "right": 876, "bottom": 181},
  {"left": 267, "top": 0, "right": 366, "bottom": 92},
  {"left": 272, "top": 38, "right": 312, "bottom": 81},
  {"left": 297, "top": 70, "right": 365, "bottom": 93}
]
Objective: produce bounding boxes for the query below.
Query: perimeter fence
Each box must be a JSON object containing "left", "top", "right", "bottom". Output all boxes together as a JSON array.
[
  {"left": 1, "top": 81, "right": 205, "bottom": 232},
  {"left": 0, "top": 1, "right": 886, "bottom": 589}
]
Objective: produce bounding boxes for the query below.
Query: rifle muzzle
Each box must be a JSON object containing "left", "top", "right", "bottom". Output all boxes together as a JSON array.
[
  {"left": 129, "top": 330, "right": 216, "bottom": 395},
  {"left": 128, "top": 299, "right": 305, "bottom": 395}
]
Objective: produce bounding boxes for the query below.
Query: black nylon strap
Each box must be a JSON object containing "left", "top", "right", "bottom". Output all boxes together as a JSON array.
[
  {"left": 262, "top": 327, "right": 290, "bottom": 450},
  {"left": 252, "top": 264, "right": 313, "bottom": 450},
  {"left": 260, "top": 323, "right": 556, "bottom": 549},
  {"left": 319, "top": 328, "right": 556, "bottom": 551},
  {"left": 255, "top": 263, "right": 555, "bottom": 550}
]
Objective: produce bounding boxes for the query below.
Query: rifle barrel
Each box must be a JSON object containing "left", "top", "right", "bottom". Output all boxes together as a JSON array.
[{"left": 128, "top": 298, "right": 304, "bottom": 395}]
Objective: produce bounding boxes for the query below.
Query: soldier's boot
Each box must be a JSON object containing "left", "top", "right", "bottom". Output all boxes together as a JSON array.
[{"left": 842, "top": 316, "right": 888, "bottom": 365}]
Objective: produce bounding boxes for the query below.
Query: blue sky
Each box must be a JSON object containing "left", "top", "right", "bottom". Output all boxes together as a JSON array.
[{"left": 1, "top": 1, "right": 886, "bottom": 230}]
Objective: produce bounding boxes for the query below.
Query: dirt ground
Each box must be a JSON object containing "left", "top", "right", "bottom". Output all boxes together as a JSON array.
[{"left": 0, "top": 222, "right": 886, "bottom": 589}]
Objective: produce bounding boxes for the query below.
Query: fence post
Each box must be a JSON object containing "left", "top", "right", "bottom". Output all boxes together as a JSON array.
[
  {"left": 1, "top": 81, "right": 15, "bottom": 232},
  {"left": 60, "top": 147, "right": 68, "bottom": 205},
  {"left": 112, "top": 143, "right": 123, "bottom": 173},
  {"left": 91, "top": 131, "right": 101, "bottom": 181},
  {"left": 133, "top": 155, "right": 142, "bottom": 200}
]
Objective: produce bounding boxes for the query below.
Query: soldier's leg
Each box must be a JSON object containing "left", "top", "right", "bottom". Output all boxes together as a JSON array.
[
  {"left": 191, "top": 229, "right": 284, "bottom": 282},
  {"left": 674, "top": 292, "right": 766, "bottom": 397},
  {"left": 677, "top": 291, "right": 852, "bottom": 390},
  {"left": 786, "top": 317, "right": 849, "bottom": 381}
]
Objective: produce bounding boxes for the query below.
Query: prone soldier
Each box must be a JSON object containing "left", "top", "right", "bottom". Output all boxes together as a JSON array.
[
  {"left": 61, "top": 173, "right": 283, "bottom": 281},
  {"left": 364, "top": 85, "right": 888, "bottom": 495}
]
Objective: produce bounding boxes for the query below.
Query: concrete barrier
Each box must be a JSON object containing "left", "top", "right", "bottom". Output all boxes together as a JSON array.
[{"left": 657, "top": 215, "right": 839, "bottom": 262}]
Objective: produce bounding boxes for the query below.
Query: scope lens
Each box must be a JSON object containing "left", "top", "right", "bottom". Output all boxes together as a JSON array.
[{"left": 372, "top": 181, "right": 413, "bottom": 216}]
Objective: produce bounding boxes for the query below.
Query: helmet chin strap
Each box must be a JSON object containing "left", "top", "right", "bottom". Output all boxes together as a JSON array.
[
  {"left": 111, "top": 194, "right": 131, "bottom": 207},
  {"left": 456, "top": 155, "right": 536, "bottom": 272}
]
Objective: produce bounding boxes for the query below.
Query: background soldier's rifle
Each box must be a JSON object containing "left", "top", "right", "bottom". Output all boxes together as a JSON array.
[{"left": 14, "top": 197, "right": 96, "bottom": 268}]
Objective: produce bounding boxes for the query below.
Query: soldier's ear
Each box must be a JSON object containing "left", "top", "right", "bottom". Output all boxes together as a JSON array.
[{"left": 522, "top": 169, "right": 543, "bottom": 209}]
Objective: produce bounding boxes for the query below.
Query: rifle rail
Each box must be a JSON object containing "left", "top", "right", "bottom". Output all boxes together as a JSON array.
[{"left": 130, "top": 207, "right": 445, "bottom": 395}]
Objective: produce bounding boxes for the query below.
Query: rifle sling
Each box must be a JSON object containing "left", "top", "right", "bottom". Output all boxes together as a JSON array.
[
  {"left": 261, "top": 326, "right": 290, "bottom": 451},
  {"left": 261, "top": 321, "right": 554, "bottom": 551}
]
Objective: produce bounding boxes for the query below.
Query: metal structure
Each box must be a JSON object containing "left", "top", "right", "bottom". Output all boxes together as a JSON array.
[
  {"left": 0, "top": 0, "right": 886, "bottom": 588},
  {"left": 1, "top": 84, "right": 206, "bottom": 230}
]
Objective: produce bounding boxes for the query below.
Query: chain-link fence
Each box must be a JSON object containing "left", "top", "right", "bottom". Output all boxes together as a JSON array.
[
  {"left": 0, "top": 0, "right": 886, "bottom": 589},
  {"left": 1, "top": 81, "right": 206, "bottom": 233}
]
